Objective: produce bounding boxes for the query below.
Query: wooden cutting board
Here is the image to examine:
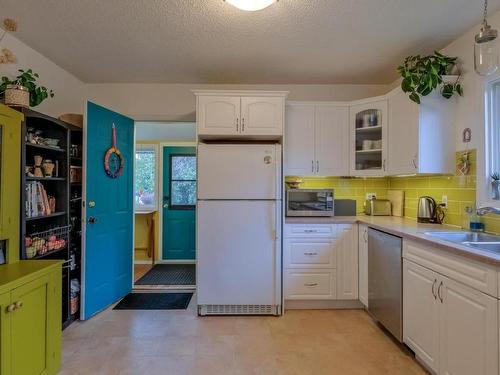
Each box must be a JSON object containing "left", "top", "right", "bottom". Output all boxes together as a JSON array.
[{"left": 387, "top": 190, "right": 405, "bottom": 217}]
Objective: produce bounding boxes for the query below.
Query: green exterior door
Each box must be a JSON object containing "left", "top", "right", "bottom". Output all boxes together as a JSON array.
[
  {"left": 11, "top": 276, "right": 49, "bottom": 375},
  {"left": 162, "top": 147, "right": 196, "bottom": 260}
]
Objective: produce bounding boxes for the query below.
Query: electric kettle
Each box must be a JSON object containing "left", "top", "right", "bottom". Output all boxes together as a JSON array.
[{"left": 417, "top": 196, "right": 441, "bottom": 223}]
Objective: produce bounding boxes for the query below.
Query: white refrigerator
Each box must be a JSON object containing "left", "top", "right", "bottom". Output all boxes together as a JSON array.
[{"left": 197, "top": 143, "right": 282, "bottom": 316}]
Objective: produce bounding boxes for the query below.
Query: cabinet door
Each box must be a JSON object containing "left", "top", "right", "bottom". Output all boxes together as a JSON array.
[
  {"left": 285, "top": 105, "right": 316, "bottom": 175},
  {"left": 284, "top": 238, "right": 337, "bottom": 269},
  {"left": 0, "top": 292, "right": 11, "bottom": 375},
  {"left": 439, "top": 276, "right": 498, "bottom": 375},
  {"left": 403, "top": 260, "right": 440, "bottom": 373},
  {"left": 241, "top": 97, "right": 284, "bottom": 136},
  {"left": 336, "top": 224, "right": 358, "bottom": 300},
  {"left": 387, "top": 88, "right": 419, "bottom": 175},
  {"left": 349, "top": 100, "right": 388, "bottom": 176},
  {"left": 197, "top": 96, "right": 240, "bottom": 136},
  {"left": 315, "top": 105, "right": 349, "bottom": 176},
  {"left": 11, "top": 275, "right": 52, "bottom": 375},
  {"left": 358, "top": 224, "right": 368, "bottom": 307}
]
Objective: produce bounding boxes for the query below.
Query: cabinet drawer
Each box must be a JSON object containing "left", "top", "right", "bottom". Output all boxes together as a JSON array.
[
  {"left": 284, "top": 224, "right": 336, "bottom": 238},
  {"left": 284, "top": 238, "right": 337, "bottom": 268},
  {"left": 284, "top": 269, "right": 336, "bottom": 300},
  {"left": 403, "top": 240, "right": 498, "bottom": 297}
]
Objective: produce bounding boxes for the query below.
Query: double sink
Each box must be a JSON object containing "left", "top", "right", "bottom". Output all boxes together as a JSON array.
[{"left": 425, "top": 231, "right": 500, "bottom": 254}]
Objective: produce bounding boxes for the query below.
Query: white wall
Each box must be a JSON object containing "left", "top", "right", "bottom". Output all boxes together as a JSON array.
[
  {"left": 0, "top": 33, "right": 85, "bottom": 117},
  {"left": 441, "top": 10, "right": 500, "bottom": 151},
  {"left": 86, "top": 83, "right": 389, "bottom": 121}
]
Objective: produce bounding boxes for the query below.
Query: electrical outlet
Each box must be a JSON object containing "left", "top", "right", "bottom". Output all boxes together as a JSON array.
[
  {"left": 441, "top": 195, "right": 448, "bottom": 208},
  {"left": 366, "top": 193, "right": 377, "bottom": 200}
]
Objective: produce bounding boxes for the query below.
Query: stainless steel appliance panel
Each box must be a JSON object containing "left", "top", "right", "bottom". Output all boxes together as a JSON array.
[{"left": 368, "top": 228, "right": 403, "bottom": 342}]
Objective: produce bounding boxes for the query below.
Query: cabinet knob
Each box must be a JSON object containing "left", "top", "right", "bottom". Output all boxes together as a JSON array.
[
  {"left": 6, "top": 304, "right": 16, "bottom": 313},
  {"left": 14, "top": 301, "right": 23, "bottom": 309}
]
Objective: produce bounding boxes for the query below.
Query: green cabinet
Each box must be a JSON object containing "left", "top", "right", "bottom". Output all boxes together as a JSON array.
[{"left": 0, "top": 262, "right": 62, "bottom": 375}]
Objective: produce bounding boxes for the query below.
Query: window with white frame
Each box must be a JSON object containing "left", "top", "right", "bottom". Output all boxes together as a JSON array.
[
  {"left": 134, "top": 144, "right": 158, "bottom": 210},
  {"left": 485, "top": 79, "right": 500, "bottom": 203}
]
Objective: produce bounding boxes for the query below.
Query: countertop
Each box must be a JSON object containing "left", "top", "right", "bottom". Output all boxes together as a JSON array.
[
  {"left": 286, "top": 215, "right": 500, "bottom": 266},
  {"left": 0, "top": 260, "right": 62, "bottom": 294}
]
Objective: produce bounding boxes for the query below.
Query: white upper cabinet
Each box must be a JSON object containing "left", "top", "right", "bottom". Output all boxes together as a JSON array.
[
  {"left": 349, "top": 99, "right": 388, "bottom": 177},
  {"left": 315, "top": 105, "right": 349, "bottom": 176},
  {"left": 285, "top": 103, "right": 349, "bottom": 176},
  {"left": 285, "top": 104, "right": 316, "bottom": 175},
  {"left": 194, "top": 91, "right": 287, "bottom": 139},
  {"left": 197, "top": 96, "right": 241, "bottom": 136},
  {"left": 241, "top": 97, "right": 284, "bottom": 136},
  {"left": 387, "top": 87, "right": 456, "bottom": 175}
]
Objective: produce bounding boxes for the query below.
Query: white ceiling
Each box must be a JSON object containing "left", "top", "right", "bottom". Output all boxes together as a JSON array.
[
  {"left": 135, "top": 122, "right": 196, "bottom": 141},
  {"left": 2, "top": 0, "right": 499, "bottom": 84}
]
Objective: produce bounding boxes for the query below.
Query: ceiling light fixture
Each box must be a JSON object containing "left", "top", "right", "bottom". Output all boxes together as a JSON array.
[
  {"left": 224, "top": 0, "right": 278, "bottom": 12},
  {"left": 474, "top": 0, "right": 498, "bottom": 76}
]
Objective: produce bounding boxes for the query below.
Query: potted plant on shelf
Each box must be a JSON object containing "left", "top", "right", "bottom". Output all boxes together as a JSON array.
[
  {"left": 397, "top": 51, "right": 463, "bottom": 104},
  {"left": 491, "top": 173, "right": 500, "bottom": 200},
  {"left": 0, "top": 69, "right": 54, "bottom": 108}
]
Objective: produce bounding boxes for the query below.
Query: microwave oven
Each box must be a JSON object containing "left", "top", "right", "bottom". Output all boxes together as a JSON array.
[{"left": 286, "top": 189, "right": 334, "bottom": 217}]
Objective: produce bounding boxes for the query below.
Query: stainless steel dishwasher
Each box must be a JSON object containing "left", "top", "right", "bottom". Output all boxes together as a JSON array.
[{"left": 368, "top": 228, "right": 403, "bottom": 342}]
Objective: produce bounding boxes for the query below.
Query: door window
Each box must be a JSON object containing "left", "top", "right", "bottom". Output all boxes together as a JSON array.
[
  {"left": 134, "top": 145, "right": 157, "bottom": 210},
  {"left": 170, "top": 155, "right": 196, "bottom": 209}
]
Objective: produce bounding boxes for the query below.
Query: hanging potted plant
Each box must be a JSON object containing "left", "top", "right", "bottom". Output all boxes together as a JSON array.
[
  {"left": 0, "top": 69, "right": 54, "bottom": 108},
  {"left": 397, "top": 51, "right": 463, "bottom": 104}
]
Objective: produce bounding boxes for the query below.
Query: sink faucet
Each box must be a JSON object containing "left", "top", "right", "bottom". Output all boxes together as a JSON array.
[{"left": 477, "top": 206, "right": 500, "bottom": 216}]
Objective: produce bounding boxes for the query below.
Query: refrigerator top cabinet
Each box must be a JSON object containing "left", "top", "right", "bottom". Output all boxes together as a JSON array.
[
  {"left": 197, "top": 143, "right": 281, "bottom": 200},
  {"left": 193, "top": 90, "right": 288, "bottom": 140}
]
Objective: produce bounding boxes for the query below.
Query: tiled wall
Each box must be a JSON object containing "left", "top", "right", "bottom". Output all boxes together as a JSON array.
[{"left": 286, "top": 149, "right": 500, "bottom": 234}]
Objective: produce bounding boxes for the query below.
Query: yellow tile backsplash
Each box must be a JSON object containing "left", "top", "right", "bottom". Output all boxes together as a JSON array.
[{"left": 286, "top": 149, "right": 500, "bottom": 235}]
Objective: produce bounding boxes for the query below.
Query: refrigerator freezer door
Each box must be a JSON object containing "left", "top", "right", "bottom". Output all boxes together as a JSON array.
[
  {"left": 197, "top": 200, "right": 280, "bottom": 308},
  {"left": 197, "top": 143, "right": 281, "bottom": 200}
]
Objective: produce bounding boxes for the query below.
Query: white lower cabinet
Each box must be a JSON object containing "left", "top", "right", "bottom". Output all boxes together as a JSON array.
[
  {"left": 284, "top": 269, "right": 336, "bottom": 300},
  {"left": 284, "top": 224, "right": 358, "bottom": 301},
  {"left": 403, "top": 260, "right": 441, "bottom": 373},
  {"left": 403, "top": 257, "right": 498, "bottom": 375},
  {"left": 358, "top": 224, "right": 368, "bottom": 307},
  {"left": 336, "top": 224, "right": 358, "bottom": 300}
]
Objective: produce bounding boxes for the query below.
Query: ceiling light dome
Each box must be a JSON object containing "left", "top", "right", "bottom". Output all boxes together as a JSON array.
[{"left": 225, "top": 0, "right": 277, "bottom": 11}]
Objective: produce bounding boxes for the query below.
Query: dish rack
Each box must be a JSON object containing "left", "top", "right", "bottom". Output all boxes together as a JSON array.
[{"left": 25, "top": 225, "right": 71, "bottom": 259}]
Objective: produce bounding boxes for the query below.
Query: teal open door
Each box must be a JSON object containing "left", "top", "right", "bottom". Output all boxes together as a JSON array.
[{"left": 82, "top": 102, "right": 134, "bottom": 319}]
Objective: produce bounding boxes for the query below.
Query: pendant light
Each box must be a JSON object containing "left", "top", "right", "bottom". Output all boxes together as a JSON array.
[
  {"left": 475, "top": 0, "right": 499, "bottom": 76},
  {"left": 224, "top": 0, "right": 277, "bottom": 12}
]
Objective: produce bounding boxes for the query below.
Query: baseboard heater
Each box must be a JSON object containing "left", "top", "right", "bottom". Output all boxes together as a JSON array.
[{"left": 198, "top": 304, "right": 281, "bottom": 316}]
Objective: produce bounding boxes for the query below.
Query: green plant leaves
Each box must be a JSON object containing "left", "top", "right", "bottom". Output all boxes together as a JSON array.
[
  {"left": 397, "top": 52, "right": 462, "bottom": 104},
  {"left": 0, "top": 69, "right": 54, "bottom": 107}
]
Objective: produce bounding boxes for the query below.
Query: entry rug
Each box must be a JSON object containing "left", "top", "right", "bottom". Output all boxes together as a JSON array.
[
  {"left": 135, "top": 264, "right": 196, "bottom": 286},
  {"left": 113, "top": 292, "right": 193, "bottom": 310}
]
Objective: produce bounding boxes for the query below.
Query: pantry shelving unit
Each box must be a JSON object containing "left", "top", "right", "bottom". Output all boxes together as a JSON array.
[{"left": 18, "top": 108, "right": 81, "bottom": 328}]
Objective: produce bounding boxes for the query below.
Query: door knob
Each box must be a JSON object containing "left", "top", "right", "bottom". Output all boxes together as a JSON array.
[{"left": 88, "top": 216, "right": 97, "bottom": 224}]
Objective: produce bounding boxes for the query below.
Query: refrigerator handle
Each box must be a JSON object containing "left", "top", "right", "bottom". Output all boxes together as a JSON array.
[{"left": 274, "top": 202, "right": 281, "bottom": 240}]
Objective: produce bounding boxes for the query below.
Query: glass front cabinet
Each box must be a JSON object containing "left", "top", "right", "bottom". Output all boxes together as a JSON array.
[{"left": 349, "top": 99, "right": 388, "bottom": 176}]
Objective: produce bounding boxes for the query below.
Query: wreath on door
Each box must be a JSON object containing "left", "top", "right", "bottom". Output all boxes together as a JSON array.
[{"left": 104, "top": 123, "right": 124, "bottom": 178}]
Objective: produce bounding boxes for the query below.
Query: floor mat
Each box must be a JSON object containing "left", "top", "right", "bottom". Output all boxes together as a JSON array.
[
  {"left": 113, "top": 292, "right": 193, "bottom": 310},
  {"left": 135, "top": 264, "right": 196, "bottom": 286}
]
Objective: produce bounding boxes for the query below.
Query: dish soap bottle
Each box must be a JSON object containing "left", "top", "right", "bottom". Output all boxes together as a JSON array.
[{"left": 469, "top": 205, "right": 485, "bottom": 232}]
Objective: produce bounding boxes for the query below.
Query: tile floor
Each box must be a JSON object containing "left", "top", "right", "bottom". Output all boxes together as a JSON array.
[{"left": 61, "top": 297, "right": 426, "bottom": 375}]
